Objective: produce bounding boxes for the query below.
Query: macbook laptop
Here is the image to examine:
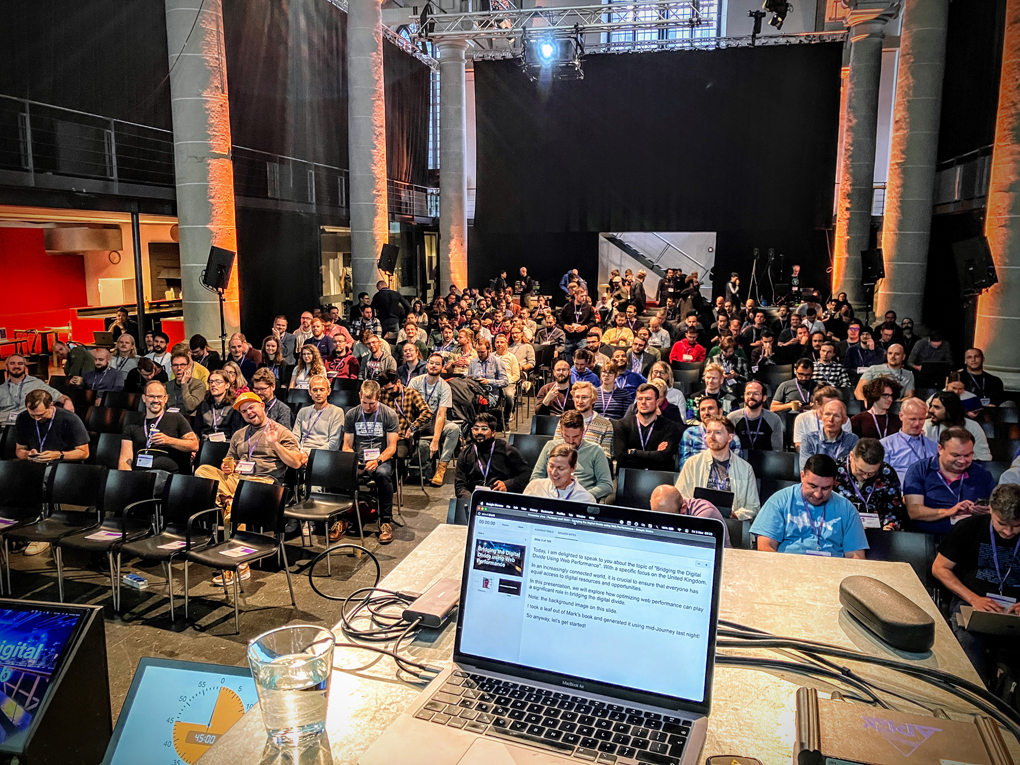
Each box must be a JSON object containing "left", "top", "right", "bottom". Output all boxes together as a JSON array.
[
  {"left": 360, "top": 489, "right": 725, "bottom": 765},
  {"left": 958, "top": 606, "right": 1020, "bottom": 636},
  {"left": 92, "top": 330, "right": 115, "bottom": 348}
]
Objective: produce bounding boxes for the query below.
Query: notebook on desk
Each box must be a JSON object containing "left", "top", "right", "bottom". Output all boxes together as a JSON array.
[{"left": 360, "top": 489, "right": 725, "bottom": 765}]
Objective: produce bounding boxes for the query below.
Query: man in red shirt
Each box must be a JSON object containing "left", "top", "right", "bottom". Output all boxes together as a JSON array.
[{"left": 669, "top": 325, "right": 707, "bottom": 363}]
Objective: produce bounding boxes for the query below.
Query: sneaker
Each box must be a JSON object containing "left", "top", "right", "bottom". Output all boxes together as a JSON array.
[
  {"left": 431, "top": 462, "right": 448, "bottom": 487},
  {"left": 212, "top": 564, "right": 251, "bottom": 587},
  {"left": 24, "top": 542, "right": 50, "bottom": 556},
  {"left": 328, "top": 519, "right": 348, "bottom": 542},
  {"left": 378, "top": 523, "right": 393, "bottom": 545}
]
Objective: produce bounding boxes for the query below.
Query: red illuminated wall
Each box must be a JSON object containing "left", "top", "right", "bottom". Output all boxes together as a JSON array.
[{"left": 0, "top": 229, "right": 86, "bottom": 352}]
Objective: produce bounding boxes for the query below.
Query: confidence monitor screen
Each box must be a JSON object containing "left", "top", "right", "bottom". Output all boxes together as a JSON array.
[
  {"left": 456, "top": 493, "right": 722, "bottom": 712},
  {"left": 0, "top": 605, "right": 83, "bottom": 752}
]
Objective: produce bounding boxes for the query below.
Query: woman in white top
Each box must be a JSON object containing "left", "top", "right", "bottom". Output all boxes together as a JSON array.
[
  {"left": 524, "top": 444, "right": 596, "bottom": 503},
  {"left": 110, "top": 334, "right": 139, "bottom": 374},
  {"left": 290, "top": 344, "right": 327, "bottom": 389}
]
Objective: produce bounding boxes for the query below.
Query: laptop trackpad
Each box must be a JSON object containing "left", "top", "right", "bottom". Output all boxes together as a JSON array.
[{"left": 458, "top": 737, "right": 566, "bottom": 765}]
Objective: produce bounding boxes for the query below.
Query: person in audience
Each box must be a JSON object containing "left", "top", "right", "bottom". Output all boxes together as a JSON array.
[
  {"left": 166, "top": 351, "right": 207, "bottom": 417},
  {"left": 615, "top": 383, "right": 681, "bottom": 472},
  {"left": 812, "top": 340, "right": 850, "bottom": 389},
  {"left": 793, "top": 386, "right": 851, "bottom": 450},
  {"left": 688, "top": 362, "right": 735, "bottom": 416},
  {"left": 960, "top": 347, "right": 1005, "bottom": 407},
  {"left": 455, "top": 413, "right": 530, "bottom": 498},
  {"left": 397, "top": 318, "right": 428, "bottom": 357},
  {"left": 194, "top": 369, "right": 243, "bottom": 442},
  {"left": 359, "top": 335, "right": 397, "bottom": 381},
  {"left": 676, "top": 415, "right": 759, "bottom": 520},
  {"left": 647, "top": 361, "right": 687, "bottom": 413},
  {"left": 409, "top": 354, "right": 462, "bottom": 487},
  {"left": 259, "top": 335, "right": 291, "bottom": 388},
  {"left": 560, "top": 287, "right": 596, "bottom": 358},
  {"left": 592, "top": 362, "right": 630, "bottom": 420},
  {"left": 251, "top": 367, "right": 292, "bottom": 429},
  {"left": 799, "top": 399, "right": 858, "bottom": 463},
  {"left": 752, "top": 454, "right": 868, "bottom": 558},
  {"left": 507, "top": 328, "right": 535, "bottom": 380},
  {"left": 120, "top": 379, "right": 198, "bottom": 476},
  {"left": 670, "top": 325, "right": 706, "bottom": 364},
  {"left": 306, "top": 318, "right": 336, "bottom": 360},
  {"left": 880, "top": 397, "right": 938, "bottom": 483},
  {"left": 225, "top": 333, "right": 261, "bottom": 381},
  {"left": 189, "top": 335, "right": 220, "bottom": 371},
  {"left": 195, "top": 391, "right": 304, "bottom": 582},
  {"left": 526, "top": 442, "right": 598, "bottom": 503},
  {"left": 0, "top": 354, "right": 72, "bottom": 419},
  {"left": 15, "top": 389, "right": 89, "bottom": 463},
  {"left": 899, "top": 318, "right": 920, "bottom": 357},
  {"left": 610, "top": 348, "right": 646, "bottom": 397},
  {"left": 290, "top": 344, "right": 327, "bottom": 390},
  {"left": 170, "top": 343, "right": 208, "bottom": 383},
  {"left": 268, "top": 315, "right": 297, "bottom": 366},
  {"left": 549, "top": 382, "right": 614, "bottom": 461},
  {"left": 715, "top": 337, "right": 749, "bottom": 393},
  {"left": 142, "top": 332, "right": 155, "bottom": 354},
  {"left": 326, "top": 333, "right": 360, "bottom": 380},
  {"left": 855, "top": 344, "right": 915, "bottom": 401},
  {"left": 570, "top": 348, "right": 600, "bottom": 386},
  {"left": 845, "top": 328, "right": 883, "bottom": 373},
  {"left": 396, "top": 343, "right": 427, "bottom": 386},
  {"left": 468, "top": 337, "right": 509, "bottom": 400},
  {"left": 932, "top": 483, "right": 1020, "bottom": 687},
  {"left": 110, "top": 333, "right": 139, "bottom": 375},
  {"left": 647, "top": 315, "right": 671, "bottom": 353},
  {"left": 535, "top": 312, "right": 566, "bottom": 356},
  {"left": 108, "top": 306, "right": 139, "bottom": 347},
  {"left": 833, "top": 438, "right": 907, "bottom": 531},
  {"left": 924, "top": 390, "right": 992, "bottom": 462},
  {"left": 624, "top": 378, "right": 685, "bottom": 424},
  {"left": 997, "top": 455, "right": 1020, "bottom": 486},
  {"left": 293, "top": 311, "right": 315, "bottom": 349},
  {"left": 904, "top": 427, "right": 995, "bottom": 534},
  {"left": 728, "top": 379, "right": 783, "bottom": 451},
  {"left": 536, "top": 360, "right": 575, "bottom": 416},
  {"left": 54, "top": 340, "right": 96, "bottom": 386},
  {"left": 767, "top": 359, "right": 816, "bottom": 414},
  {"left": 602, "top": 311, "right": 634, "bottom": 351},
  {"left": 220, "top": 360, "right": 249, "bottom": 395},
  {"left": 907, "top": 330, "right": 952, "bottom": 371},
  {"left": 379, "top": 371, "right": 433, "bottom": 457},
  {"left": 491, "top": 334, "right": 520, "bottom": 421},
  {"left": 341, "top": 380, "right": 400, "bottom": 544},
  {"left": 625, "top": 336, "right": 656, "bottom": 378},
  {"left": 135, "top": 332, "right": 171, "bottom": 377},
  {"left": 124, "top": 356, "right": 168, "bottom": 394},
  {"left": 351, "top": 304, "right": 384, "bottom": 341},
  {"left": 348, "top": 293, "right": 371, "bottom": 324},
  {"left": 851, "top": 377, "right": 902, "bottom": 439},
  {"left": 293, "top": 374, "right": 344, "bottom": 458},
  {"left": 648, "top": 486, "right": 732, "bottom": 547},
  {"left": 446, "top": 328, "right": 478, "bottom": 376},
  {"left": 585, "top": 329, "right": 611, "bottom": 369},
  {"left": 943, "top": 373, "right": 983, "bottom": 418},
  {"left": 681, "top": 397, "right": 741, "bottom": 466}
]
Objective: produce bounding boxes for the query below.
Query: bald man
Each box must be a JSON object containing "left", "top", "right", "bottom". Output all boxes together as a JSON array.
[
  {"left": 881, "top": 397, "right": 939, "bottom": 482},
  {"left": 82, "top": 347, "right": 126, "bottom": 398},
  {"left": 799, "top": 399, "right": 858, "bottom": 463},
  {"left": 649, "top": 485, "right": 732, "bottom": 548},
  {"left": 855, "top": 344, "right": 915, "bottom": 401}
]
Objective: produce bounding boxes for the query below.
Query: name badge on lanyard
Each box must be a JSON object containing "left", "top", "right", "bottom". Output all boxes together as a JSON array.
[
  {"left": 136, "top": 453, "right": 154, "bottom": 469},
  {"left": 236, "top": 460, "right": 256, "bottom": 475},
  {"left": 859, "top": 513, "right": 881, "bottom": 529},
  {"left": 208, "top": 431, "right": 227, "bottom": 442}
]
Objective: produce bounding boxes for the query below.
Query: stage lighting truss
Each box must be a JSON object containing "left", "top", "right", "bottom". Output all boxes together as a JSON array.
[{"left": 521, "top": 31, "right": 585, "bottom": 80}]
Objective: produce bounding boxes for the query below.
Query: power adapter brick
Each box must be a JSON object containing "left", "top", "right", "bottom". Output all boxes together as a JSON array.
[{"left": 402, "top": 577, "right": 460, "bottom": 629}]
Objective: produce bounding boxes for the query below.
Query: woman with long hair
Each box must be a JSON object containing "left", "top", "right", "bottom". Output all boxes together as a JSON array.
[
  {"left": 290, "top": 344, "right": 326, "bottom": 389},
  {"left": 260, "top": 335, "right": 292, "bottom": 387},
  {"left": 220, "top": 360, "right": 249, "bottom": 394},
  {"left": 648, "top": 361, "right": 686, "bottom": 411},
  {"left": 194, "top": 370, "right": 243, "bottom": 442},
  {"left": 110, "top": 333, "right": 139, "bottom": 374}
]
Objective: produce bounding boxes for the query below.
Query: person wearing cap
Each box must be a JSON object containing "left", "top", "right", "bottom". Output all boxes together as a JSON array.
[{"left": 194, "top": 390, "right": 304, "bottom": 585}]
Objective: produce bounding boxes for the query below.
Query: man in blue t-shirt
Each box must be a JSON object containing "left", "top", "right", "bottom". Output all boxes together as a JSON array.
[
  {"left": 750, "top": 454, "right": 869, "bottom": 558},
  {"left": 903, "top": 426, "right": 995, "bottom": 535}
]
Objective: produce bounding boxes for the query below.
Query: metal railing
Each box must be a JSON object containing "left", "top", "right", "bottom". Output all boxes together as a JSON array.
[
  {"left": 388, "top": 178, "right": 441, "bottom": 218},
  {"left": 648, "top": 232, "right": 708, "bottom": 273}
]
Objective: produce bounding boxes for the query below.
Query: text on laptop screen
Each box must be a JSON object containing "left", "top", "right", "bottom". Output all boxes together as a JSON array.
[
  {"left": 459, "top": 501, "right": 718, "bottom": 704},
  {"left": 0, "top": 607, "right": 81, "bottom": 750}
]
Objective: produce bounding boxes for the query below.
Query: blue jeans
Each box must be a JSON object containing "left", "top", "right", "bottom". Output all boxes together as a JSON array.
[
  {"left": 564, "top": 337, "right": 588, "bottom": 360},
  {"left": 417, "top": 421, "right": 462, "bottom": 464}
]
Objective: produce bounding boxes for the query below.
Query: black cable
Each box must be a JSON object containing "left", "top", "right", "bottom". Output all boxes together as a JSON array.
[
  {"left": 715, "top": 654, "right": 888, "bottom": 708},
  {"left": 306, "top": 543, "right": 381, "bottom": 601}
]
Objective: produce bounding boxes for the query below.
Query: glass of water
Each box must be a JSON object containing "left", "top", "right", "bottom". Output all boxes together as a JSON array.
[{"left": 248, "top": 625, "right": 335, "bottom": 746}]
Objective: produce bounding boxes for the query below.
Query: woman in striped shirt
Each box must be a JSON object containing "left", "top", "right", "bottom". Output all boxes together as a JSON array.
[{"left": 593, "top": 362, "right": 632, "bottom": 420}]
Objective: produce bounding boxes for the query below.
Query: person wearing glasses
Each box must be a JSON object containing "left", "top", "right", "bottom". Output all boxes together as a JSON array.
[
  {"left": 194, "top": 370, "right": 244, "bottom": 442},
  {"left": 454, "top": 413, "right": 530, "bottom": 499},
  {"left": 14, "top": 390, "right": 89, "bottom": 463},
  {"left": 850, "top": 377, "right": 901, "bottom": 440},
  {"left": 166, "top": 351, "right": 207, "bottom": 417},
  {"left": 119, "top": 380, "right": 198, "bottom": 475}
]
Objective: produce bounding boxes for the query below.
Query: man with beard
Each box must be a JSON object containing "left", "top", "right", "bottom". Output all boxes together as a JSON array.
[
  {"left": 0, "top": 354, "right": 72, "bottom": 420},
  {"left": 454, "top": 413, "right": 530, "bottom": 498},
  {"left": 536, "top": 360, "right": 575, "bottom": 416},
  {"left": 728, "top": 379, "right": 783, "bottom": 451}
]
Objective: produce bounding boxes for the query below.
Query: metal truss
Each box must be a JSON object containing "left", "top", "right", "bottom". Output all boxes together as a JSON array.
[
  {"left": 383, "top": 25, "right": 440, "bottom": 70},
  {"left": 420, "top": 0, "right": 711, "bottom": 42},
  {"left": 470, "top": 29, "right": 848, "bottom": 60}
]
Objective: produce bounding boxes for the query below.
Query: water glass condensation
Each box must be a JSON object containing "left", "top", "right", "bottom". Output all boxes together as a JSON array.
[{"left": 248, "top": 625, "right": 335, "bottom": 746}]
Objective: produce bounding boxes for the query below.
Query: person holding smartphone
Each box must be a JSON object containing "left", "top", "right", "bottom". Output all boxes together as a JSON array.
[{"left": 15, "top": 390, "right": 89, "bottom": 463}]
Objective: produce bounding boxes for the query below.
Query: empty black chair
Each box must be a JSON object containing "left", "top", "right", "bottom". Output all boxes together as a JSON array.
[
  {"left": 184, "top": 480, "right": 294, "bottom": 634},
  {"left": 285, "top": 450, "right": 362, "bottom": 556},
  {"left": 0, "top": 460, "right": 47, "bottom": 592},
  {"left": 8, "top": 463, "right": 109, "bottom": 601},
  {"left": 57, "top": 470, "right": 158, "bottom": 610},
  {"left": 984, "top": 461, "right": 1012, "bottom": 484},
  {"left": 748, "top": 449, "right": 799, "bottom": 482},
  {"left": 446, "top": 497, "right": 471, "bottom": 526},
  {"left": 670, "top": 361, "right": 704, "bottom": 375},
  {"left": 989, "top": 439, "right": 1020, "bottom": 463},
  {"left": 864, "top": 529, "right": 938, "bottom": 593},
  {"left": 332, "top": 377, "right": 361, "bottom": 393},
  {"left": 531, "top": 415, "right": 559, "bottom": 437},
  {"left": 196, "top": 439, "right": 230, "bottom": 470},
  {"left": 88, "top": 432, "right": 123, "bottom": 470},
  {"left": 724, "top": 518, "right": 754, "bottom": 551},
  {"left": 118, "top": 475, "right": 219, "bottom": 622},
  {"left": 508, "top": 434, "right": 553, "bottom": 470},
  {"left": 616, "top": 468, "right": 680, "bottom": 510},
  {"left": 0, "top": 427, "right": 17, "bottom": 461},
  {"left": 85, "top": 406, "right": 125, "bottom": 435},
  {"left": 672, "top": 367, "right": 703, "bottom": 392},
  {"left": 100, "top": 391, "right": 141, "bottom": 411},
  {"left": 286, "top": 388, "right": 314, "bottom": 410},
  {"left": 986, "top": 407, "right": 1020, "bottom": 424},
  {"left": 328, "top": 388, "right": 358, "bottom": 410},
  {"left": 123, "top": 410, "right": 144, "bottom": 430},
  {"left": 845, "top": 397, "right": 863, "bottom": 417},
  {"left": 759, "top": 477, "right": 799, "bottom": 500}
]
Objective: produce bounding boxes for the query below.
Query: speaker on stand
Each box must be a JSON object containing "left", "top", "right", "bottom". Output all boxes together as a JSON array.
[
  {"left": 952, "top": 235, "right": 998, "bottom": 349},
  {"left": 378, "top": 243, "right": 399, "bottom": 286},
  {"left": 201, "top": 246, "right": 236, "bottom": 358}
]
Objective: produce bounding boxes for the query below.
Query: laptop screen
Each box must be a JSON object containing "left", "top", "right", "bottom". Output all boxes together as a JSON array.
[{"left": 455, "top": 491, "right": 723, "bottom": 715}]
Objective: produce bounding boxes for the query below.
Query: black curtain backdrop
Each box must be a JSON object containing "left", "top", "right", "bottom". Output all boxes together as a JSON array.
[
  {"left": 469, "top": 229, "right": 599, "bottom": 300},
  {"left": 0, "top": 0, "right": 171, "bottom": 128},
  {"left": 384, "top": 42, "right": 430, "bottom": 187},
  {"left": 473, "top": 43, "right": 843, "bottom": 235},
  {"left": 713, "top": 229, "right": 832, "bottom": 301}
]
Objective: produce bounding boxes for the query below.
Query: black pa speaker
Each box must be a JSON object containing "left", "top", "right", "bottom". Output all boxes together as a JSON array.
[
  {"left": 202, "top": 246, "right": 235, "bottom": 290},
  {"left": 951, "top": 236, "right": 998, "bottom": 296},
  {"left": 861, "top": 248, "right": 885, "bottom": 285},
  {"left": 379, "top": 243, "right": 399, "bottom": 273}
]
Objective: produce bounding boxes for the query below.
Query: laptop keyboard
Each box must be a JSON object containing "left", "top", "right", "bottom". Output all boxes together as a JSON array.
[{"left": 413, "top": 671, "right": 693, "bottom": 765}]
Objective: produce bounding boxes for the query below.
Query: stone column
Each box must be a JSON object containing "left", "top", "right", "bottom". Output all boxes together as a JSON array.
[
  {"left": 438, "top": 41, "right": 469, "bottom": 292},
  {"left": 875, "top": 0, "right": 949, "bottom": 322},
  {"left": 975, "top": 0, "right": 1020, "bottom": 389},
  {"left": 348, "top": 0, "right": 389, "bottom": 299},
  {"left": 832, "top": 2, "right": 898, "bottom": 310},
  {"left": 165, "top": 0, "right": 239, "bottom": 341}
]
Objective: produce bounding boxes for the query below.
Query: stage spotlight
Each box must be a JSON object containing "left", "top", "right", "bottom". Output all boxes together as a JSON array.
[
  {"left": 762, "top": 0, "right": 791, "bottom": 30},
  {"left": 521, "top": 34, "right": 583, "bottom": 81},
  {"left": 538, "top": 41, "right": 556, "bottom": 63}
]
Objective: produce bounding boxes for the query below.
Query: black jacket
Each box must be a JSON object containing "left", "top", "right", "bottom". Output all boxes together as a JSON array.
[
  {"left": 455, "top": 439, "right": 531, "bottom": 498},
  {"left": 613, "top": 414, "right": 681, "bottom": 471},
  {"left": 559, "top": 303, "right": 597, "bottom": 340},
  {"left": 371, "top": 289, "right": 412, "bottom": 332}
]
